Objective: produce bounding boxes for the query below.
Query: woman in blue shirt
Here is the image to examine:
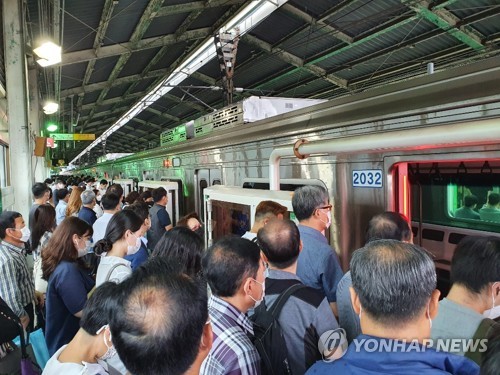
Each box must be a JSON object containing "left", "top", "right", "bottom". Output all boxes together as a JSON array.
[{"left": 42, "top": 217, "right": 94, "bottom": 355}]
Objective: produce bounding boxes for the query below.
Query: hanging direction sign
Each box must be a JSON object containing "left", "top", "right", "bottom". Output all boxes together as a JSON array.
[{"left": 50, "top": 133, "right": 95, "bottom": 141}]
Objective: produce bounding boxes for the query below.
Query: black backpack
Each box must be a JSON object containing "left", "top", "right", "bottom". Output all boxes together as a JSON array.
[{"left": 250, "top": 283, "right": 306, "bottom": 375}]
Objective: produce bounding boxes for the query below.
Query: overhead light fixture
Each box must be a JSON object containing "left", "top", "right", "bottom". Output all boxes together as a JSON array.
[
  {"left": 34, "top": 41, "right": 62, "bottom": 67},
  {"left": 70, "top": 0, "right": 289, "bottom": 165},
  {"left": 46, "top": 123, "right": 58, "bottom": 132},
  {"left": 43, "top": 101, "right": 59, "bottom": 114}
]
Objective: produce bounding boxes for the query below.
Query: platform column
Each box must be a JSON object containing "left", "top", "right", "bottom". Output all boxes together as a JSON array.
[
  {"left": 3, "top": 0, "right": 34, "bottom": 218},
  {"left": 28, "top": 68, "right": 48, "bottom": 183}
]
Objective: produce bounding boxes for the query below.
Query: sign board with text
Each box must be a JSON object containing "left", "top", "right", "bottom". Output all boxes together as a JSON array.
[{"left": 50, "top": 133, "right": 95, "bottom": 141}]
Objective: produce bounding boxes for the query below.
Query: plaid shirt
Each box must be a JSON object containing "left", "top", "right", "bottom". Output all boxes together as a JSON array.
[
  {"left": 201, "top": 295, "right": 261, "bottom": 375},
  {"left": 0, "top": 240, "right": 34, "bottom": 317}
]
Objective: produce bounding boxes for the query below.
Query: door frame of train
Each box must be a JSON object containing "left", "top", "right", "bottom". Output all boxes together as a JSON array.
[{"left": 195, "top": 168, "right": 222, "bottom": 221}]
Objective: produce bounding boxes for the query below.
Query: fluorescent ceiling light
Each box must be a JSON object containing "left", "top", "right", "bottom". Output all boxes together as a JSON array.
[
  {"left": 70, "top": 0, "right": 288, "bottom": 165},
  {"left": 43, "top": 101, "right": 59, "bottom": 114},
  {"left": 34, "top": 41, "right": 62, "bottom": 67}
]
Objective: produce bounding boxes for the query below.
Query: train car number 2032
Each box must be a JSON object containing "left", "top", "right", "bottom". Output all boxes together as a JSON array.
[{"left": 352, "top": 170, "right": 383, "bottom": 188}]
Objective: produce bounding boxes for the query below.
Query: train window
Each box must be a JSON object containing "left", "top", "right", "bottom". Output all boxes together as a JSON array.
[
  {"left": 242, "top": 178, "right": 327, "bottom": 192},
  {"left": 210, "top": 200, "right": 250, "bottom": 241},
  {"left": 409, "top": 161, "right": 500, "bottom": 234},
  {"left": 199, "top": 179, "right": 208, "bottom": 219}
]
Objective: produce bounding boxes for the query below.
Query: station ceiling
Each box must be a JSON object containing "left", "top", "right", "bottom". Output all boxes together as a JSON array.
[{"left": 25, "top": 0, "right": 500, "bottom": 164}]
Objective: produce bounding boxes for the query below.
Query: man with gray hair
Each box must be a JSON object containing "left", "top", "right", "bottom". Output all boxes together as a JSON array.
[
  {"left": 292, "top": 185, "right": 343, "bottom": 316},
  {"left": 337, "top": 211, "right": 413, "bottom": 342},
  {"left": 78, "top": 190, "right": 97, "bottom": 226},
  {"left": 306, "top": 240, "right": 479, "bottom": 374}
]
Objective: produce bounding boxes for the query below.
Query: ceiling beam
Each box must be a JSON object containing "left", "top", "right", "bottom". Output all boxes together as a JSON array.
[
  {"left": 253, "top": 15, "right": 418, "bottom": 90},
  {"left": 281, "top": 2, "right": 354, "bottom": 44},
  {"left": 61, "top": 28, "right": 211, "bottom": 66},
  {"left": 145, "top": 107, "right": 179, "bottom": 122},
  {"left": 60, "top": 67, "right": 170, "bottom": 98},
  {"left": 82, "top": 0, "right": 166, "bottom": 129},
  {"left": 155, "top": 0, "right": 246, "bottom": 17},
  {"left": 244, "top": 34, "right": 347, "bottom": 88},
  {"left": 130, "top": 117, "right": 164, "bottom": 131},
  {"left": 403, "top": 0, "right": 485, "bottom": 50}
]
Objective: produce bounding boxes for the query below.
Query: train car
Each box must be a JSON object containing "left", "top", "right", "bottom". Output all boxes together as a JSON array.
[{"left": 74, "top": 56, "right": 500, "bottom": 291}]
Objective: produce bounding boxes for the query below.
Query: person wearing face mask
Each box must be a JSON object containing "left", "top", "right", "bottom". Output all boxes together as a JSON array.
[
  {"left": 431, "top": 236, "right": 500, "bottom": 365},
  {"left": 123, "top": 202, "right": 151, "bottom": 270},
  {"left": 43, "top": 282, "right": 120, "bottom": 374},
  {"left": 0, "top": 211, "right": 39, "bottom": 331},
  {"left": 42, "top": 217, "right": 95, "bottom": 355},
  {"left": 94, "top": 210, "right": 143, "bottom": 287},
  {"left": 307, "top": 240, "right": 479, "bottom": 375},
  {"left": 200, "top": 237, "right": 264, "bottom": 375},
  {"left": 292, "top": 185, "right": 343, "bottom": 317}
]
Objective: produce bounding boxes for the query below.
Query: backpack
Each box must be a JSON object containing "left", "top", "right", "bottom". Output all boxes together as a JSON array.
[
  {"left": 250, "top": 283, "right": 306, "bottom": 375},
  {"left": 465, "top": 317, "right": 498, "bottom": 365}
]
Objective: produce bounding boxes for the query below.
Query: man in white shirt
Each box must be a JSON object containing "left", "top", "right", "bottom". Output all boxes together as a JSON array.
[
  {"left": 55, "top": 189, "right": 70, "bottom": 226},
  {"left": 92, "top": 193, "right": 121, "bottom": 243}
]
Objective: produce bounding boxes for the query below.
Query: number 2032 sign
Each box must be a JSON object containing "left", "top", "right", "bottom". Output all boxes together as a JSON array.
[{"left": 352, "top": 170, "right": 383, "bottom": 188}]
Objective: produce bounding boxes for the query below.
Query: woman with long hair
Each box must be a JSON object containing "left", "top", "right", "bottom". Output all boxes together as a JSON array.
[
  {"left": 42, "top": 217, "right": 94, "bottom": 355},
  {"left": 152, "top": 226, "right": 204, "bottom": 276},
  {"left": 94, "top": 210, "right": 143, "bottom": 287},
  {"left": 65, "top": 187, "right": 83, "bottom": 218},
  {"left": 31, "top": 204, "right": 56, "bottom": 327}
]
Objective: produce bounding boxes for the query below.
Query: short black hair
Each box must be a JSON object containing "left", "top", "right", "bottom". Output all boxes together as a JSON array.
[
  {"left": 124, "top": 201, "right": 150, "bottom": 222},
  {"left": 80, "top": 282, "right": 119, "bottom": 335},
  {"left": 100, "top": 179, "right": 108, "bottom": 185},
  {"left": 56, "top": 188, "right": 69, "bottom": 201},
  {"left": 107, "top": 183, "right": 124, "bottom": 198},
  {"left": 152, "top": 187, "right": 167, "bottom": 203},
  {"left": 350, "top": 239, "right": 436, "bottom": 327},
  {"left": 257, "top": 219, "right": 300, "bottom": 269},
  {"left": 451, "top": 236, "right": 500, "bottom": 294},
  {"left": 44, "top": 178, "right": 53, "bottom": 185},
  {"left": 463, "top": 195, "right": 478, "bottom": 208},
  {"left": 110, "top": 257, "right": 208, "bottom": 375},
  {"left": 365, "top": 211, "right": 412, "bottom": 244},
  {"left": 292, "top": 185, "right": 329, "bottom": 221},
  {"left": 488, "top": 193, "right": 500, "bottom": 206},
  {"left": 202, "top": 237, "right": 260, "bottom": 297},
  {"left": 101, "top": 193, "right": 121, "bottom": 210},
  {"left": 0, "top": 211, "right": 22, "bottom": 239},
  {"left": 32, "top": 182, "right": 49, "bottom": 199}
]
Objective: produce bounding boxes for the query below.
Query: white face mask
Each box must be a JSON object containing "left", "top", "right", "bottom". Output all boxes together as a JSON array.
[
  {"left": 18, "top": 226, "right": 31, "bottom": 243},
  {"left": 126, "top": 233, "right": 141, "bottom": 256},
  {"left": 484, "top": 282, "right": 500, "bottom": 319},
  {"left": 77, "top": 240, "right": 91, "bottom": 258},
  {"left": 249, "top": 278, "right": 265, "bottom": 308},
  {"left": 96, "top": 325, "right": 117, "bottom": 361},
  {"left": 319, "top": 210, "right": 332, "bottom": 229}
]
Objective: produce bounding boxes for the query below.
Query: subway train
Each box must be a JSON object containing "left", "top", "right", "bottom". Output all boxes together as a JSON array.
[{"left": 73, "top": 56, "right": 500, "bottom": 293}]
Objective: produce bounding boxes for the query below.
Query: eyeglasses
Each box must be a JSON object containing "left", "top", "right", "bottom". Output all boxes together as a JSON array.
[{"left": 317, "top": 204, "right": 333, "bottom": 211}]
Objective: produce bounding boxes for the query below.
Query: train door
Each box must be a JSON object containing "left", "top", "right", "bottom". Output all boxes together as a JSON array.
[{"left": 195, "top": 168, "right": 222, "bottom": 221}]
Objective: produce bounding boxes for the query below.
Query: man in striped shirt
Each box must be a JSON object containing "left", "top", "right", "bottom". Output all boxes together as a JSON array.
[
  {"left": 0, "top": 211, "right": 36, "bottom": 330},
  {"left": 201, "top": 237, "right": 264, "bottom": 375}
]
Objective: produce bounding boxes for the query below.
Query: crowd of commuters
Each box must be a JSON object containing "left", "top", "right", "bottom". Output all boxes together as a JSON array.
[{"left": 0, "top": 179, "right": 499, "bottom": 375}]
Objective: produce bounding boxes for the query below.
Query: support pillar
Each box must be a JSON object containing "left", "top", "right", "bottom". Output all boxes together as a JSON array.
[
  {"left": 28, "top": 68, "right": 48, "bottom": 183},
  {"left": 3, "top": 0, "right": 34, "bottom": 219}
]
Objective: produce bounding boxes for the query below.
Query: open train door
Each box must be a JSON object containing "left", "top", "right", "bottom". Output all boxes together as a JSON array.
[
  {"left": 138, "top": 180, "right": 180, "bottom": 225},
  {"left": 203, "top": 186, "right": 294, "bottom": 246},
  {"left": 113, "top": 178, "right": 138, "bottom": 197}
]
